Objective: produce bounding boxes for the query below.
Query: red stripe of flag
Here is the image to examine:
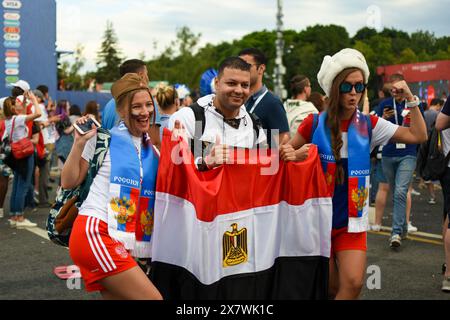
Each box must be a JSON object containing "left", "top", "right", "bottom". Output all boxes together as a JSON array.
[{"left": 157, "top": 130, "right": 330, "bottom": 223}]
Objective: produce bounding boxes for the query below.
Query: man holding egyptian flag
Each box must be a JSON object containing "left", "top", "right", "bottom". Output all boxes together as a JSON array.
[{"left": 149, "top": 56, "right": 333, "bottom": 299}]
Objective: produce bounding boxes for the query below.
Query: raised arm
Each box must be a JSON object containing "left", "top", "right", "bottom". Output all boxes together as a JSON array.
[{"left": 61, "top": 116, "right": 97, "bottom": 189}]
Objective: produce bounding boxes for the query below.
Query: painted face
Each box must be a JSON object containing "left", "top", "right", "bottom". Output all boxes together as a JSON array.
[
  {"left": 214, "top": 68, "right": 250, "bottom": 113},
  {"left": 122, "top": 90, "right": 154, "bottom": 137},
  {"left": 339, "top": 70, "right": 364, "bottom": 114},
  {"left": 239, "top": 54, "right": 260, "bottom": 88}
]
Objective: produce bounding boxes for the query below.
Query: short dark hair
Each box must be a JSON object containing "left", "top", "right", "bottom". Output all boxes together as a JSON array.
[
  {"left": 11, "top": 86, "right": 23, "bottom": 98},
  {"left": 218, "top": 57, "right": 251, "bottom": 78},
  {"left": 389, "top": 73, "right": 405, "bottom": 82},
  {"left": 290, "top": 75, "right": 310, "bottom": 96},
  {"left": 119, "top": 59, "right": 146, "bottom": 77},
  {"left": 238, "top": 48, "right": 267, "bottom": 66},
  {"left": 69, "top": 104, "right": 82, "bottom": 116},
  {"left": 36, "top": 85, "right": 49, "bottom": 95}
]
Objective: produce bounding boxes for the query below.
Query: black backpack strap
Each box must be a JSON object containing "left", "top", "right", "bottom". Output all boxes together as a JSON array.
[
  {"left": 365, "top": 114, "right": 373, "bottom": 143},
  {"left": 189, "top": 103, "right": 206, "bottom": 158},
  {"left": 248, "top": 113, "right": 261, "bottom": 147}
]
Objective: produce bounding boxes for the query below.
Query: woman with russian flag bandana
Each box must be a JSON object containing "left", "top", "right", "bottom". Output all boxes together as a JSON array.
[
  {"left": 280, "top": 48, "right": 427, "bottom": 299},
  {"left": 62, "top": 73, "right": 162, "bottom": 300}
]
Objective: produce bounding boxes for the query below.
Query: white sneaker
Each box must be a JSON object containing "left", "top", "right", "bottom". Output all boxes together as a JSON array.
[
  {"left": 407, "top": 222, "right": 418, "bottom": 233},
  {"left": 16, "top": 219, "right": 37, "bottom": 229},
  {"left": 371, "top": 224, "right": 381, "bottom": 232},
  {"left": 390, "top": 234, "right": 402, "bottom": 248},
  {"left": 410, "top": 188, "right": 421, "bottom": 196}
]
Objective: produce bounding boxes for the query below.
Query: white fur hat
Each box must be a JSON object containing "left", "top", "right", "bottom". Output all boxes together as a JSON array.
[{"left": 317, "top": 48, "right": 370, "bottom": 97}]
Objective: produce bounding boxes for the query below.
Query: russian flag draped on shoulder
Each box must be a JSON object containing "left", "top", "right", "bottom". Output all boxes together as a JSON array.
[{"left": 150, "top": 129, "right": 333, "bottom": 299}]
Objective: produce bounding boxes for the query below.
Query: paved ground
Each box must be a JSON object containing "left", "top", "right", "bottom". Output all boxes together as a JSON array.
[{"left": 0, "top": 173, "right": 448, "bottom": 300}]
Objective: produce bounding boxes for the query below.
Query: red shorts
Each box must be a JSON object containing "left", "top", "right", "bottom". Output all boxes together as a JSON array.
[
  {"left": 330, "top": 227, "right": 367, "bottom": 257},
  {"left": 69, "top": 215, "right": 137, "bottom": 292}
]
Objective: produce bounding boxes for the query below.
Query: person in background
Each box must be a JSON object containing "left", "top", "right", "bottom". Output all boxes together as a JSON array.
[
  {"left": 0, "top": 98, "right": 12, "bottom": 219},
  {"left": 83, "top": 101, "right": 101, "bottom": 123},
  {"left": 284, "top": 75, "right": 318, "bottom": 138},
  {"left": 239, "top": 48, "right": 289, "bottom": 148},
  {"left": 4, "top": 93, "right": 42, "bottom": 228},
  {"left": 374, "top": 73, "right": 425, "bottom": 248},
  {"left": 155, "top": 85, "right": 179, "bottom": 140},
  {"left": 308, "top": 92, "right": 326, "bottom": 112},
  {"left": 69, "top": 104, "right": 82, "bottom": 124}
]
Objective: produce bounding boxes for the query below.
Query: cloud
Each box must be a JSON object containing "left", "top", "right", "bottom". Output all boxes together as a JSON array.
[{"left": 56, "top": 0, "right": 450, "bottom": 72}]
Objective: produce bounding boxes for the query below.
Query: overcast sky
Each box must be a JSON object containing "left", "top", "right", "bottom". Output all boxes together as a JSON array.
[{"left": 56, "top": 0, "right": 450, "bottom": 72}]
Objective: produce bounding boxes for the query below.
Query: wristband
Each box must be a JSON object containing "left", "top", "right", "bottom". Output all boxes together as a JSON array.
[{"left": 406, "top": 96, "right": 420, "bottom": 108}]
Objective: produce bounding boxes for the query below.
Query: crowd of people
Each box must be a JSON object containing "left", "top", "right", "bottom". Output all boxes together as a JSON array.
[{"left": 1, "top": 47, "right": 449, "bottom": 300}]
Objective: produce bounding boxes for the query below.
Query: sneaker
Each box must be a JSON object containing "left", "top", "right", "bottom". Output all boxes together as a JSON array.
[
  {"left": 407, "top": 222, "right": 418, "bottom": 233},
  {"left": 390, "top": 234, "right": 402, "bottom": 248},
  {"left": 16, "top": 219, "right": 37, "bottom": 229},
  {"left": 428, "top": 198, "right": 436, "bottom": 205},
  {"left": 0, "top": 208, "right": 3, "bottom": 218},
  {"left": 8, "top": 219, "right": 16, "bottom": 227},
  {"left": 410, "top": 188, "right": 421, "bottom": 196},
  {"left": 371, "top": 224, "right": 381, "bottom": 232},
  {"left": 442, "top": 277, "right": 450, "bottom": 292}
]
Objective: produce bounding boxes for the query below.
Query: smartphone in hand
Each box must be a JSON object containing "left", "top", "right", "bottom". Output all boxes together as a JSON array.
[{"left": 73, "top": 117, "right": 101, "bottom": 135}]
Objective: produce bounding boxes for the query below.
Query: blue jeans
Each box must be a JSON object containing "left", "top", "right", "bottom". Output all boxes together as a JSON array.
[
  {"left": 9, "top": 155, "right": 34, "bottom": 216},
  {"left": 382, "top": 155, "right": 417, "bottom": 236}
]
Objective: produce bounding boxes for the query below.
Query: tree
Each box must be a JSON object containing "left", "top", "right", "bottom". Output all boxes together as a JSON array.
[
  {"left": 57, "top": 44, "right": 87, "bottom": 90},
  {"left": 95, "top": 20, "right": 122, "bottom": 83}
]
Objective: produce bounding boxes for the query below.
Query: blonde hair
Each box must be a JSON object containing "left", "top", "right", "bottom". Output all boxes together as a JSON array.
[{"left": 155, "top": 85, "right": 178, "bottom": 111}]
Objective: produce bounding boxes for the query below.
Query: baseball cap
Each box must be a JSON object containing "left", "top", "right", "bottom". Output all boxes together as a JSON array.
[{"left": 11, "top": 79, "right": 31, "bottom": 92}]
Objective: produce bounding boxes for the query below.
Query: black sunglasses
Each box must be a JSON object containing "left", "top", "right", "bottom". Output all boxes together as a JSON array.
[{"left": 339, "top": 82, "right": 366, "bottom": 94}]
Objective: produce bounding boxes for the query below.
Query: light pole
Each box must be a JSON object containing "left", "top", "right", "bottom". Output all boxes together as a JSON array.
[{"left": 274, "top": 0, "right": 287, "bottom": 99}]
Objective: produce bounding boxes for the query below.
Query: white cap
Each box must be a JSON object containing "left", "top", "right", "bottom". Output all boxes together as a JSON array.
[
  {"left": 317, "top": 48, "right": 370, "bottom": 97},
  {"left": 11, "top": 79, "right": 30, "bottom": 92}
]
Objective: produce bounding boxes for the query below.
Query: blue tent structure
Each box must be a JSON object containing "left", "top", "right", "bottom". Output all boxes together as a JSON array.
[{"left": 0, "top": 0, "right": 57, "bottom": 99}]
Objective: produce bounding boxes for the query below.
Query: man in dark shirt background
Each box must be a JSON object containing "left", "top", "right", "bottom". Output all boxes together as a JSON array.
[{"left": 239, "top": 48, "right": 289, "bottom": 148}]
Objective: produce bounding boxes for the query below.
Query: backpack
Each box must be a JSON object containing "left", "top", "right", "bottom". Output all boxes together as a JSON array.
[
  {"left": 46, "top": 128, "right": 111, "bottom": 247},
  {"left": 417, "top": 126, "right": 450, "bottom": 181},
  {"left": 284, "top": 99, "right": 318, "bottom": 138},
  {"left": 189, "top": 102, "right": 261, "bottom": 158}
]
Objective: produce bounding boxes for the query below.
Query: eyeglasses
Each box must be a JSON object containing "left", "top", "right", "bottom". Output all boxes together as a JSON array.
[{"left": 339, "top": 82, "right": 366, "bottom": 94}]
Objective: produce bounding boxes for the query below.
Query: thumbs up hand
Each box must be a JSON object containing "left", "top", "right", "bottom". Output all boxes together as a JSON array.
[{"left": 204, "top": 134, "right": 230, "bottom": 169}]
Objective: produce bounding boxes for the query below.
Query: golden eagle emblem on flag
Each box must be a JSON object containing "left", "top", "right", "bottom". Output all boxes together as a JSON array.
[
  {"left": 351, "top": 186, "right": 368, "bottom": 212},
  {"left": 222, "top": 223, "right": 248, "bottom": 267},
  {"left": 110, "top": 196, "right": 136, "bottom": 224}
]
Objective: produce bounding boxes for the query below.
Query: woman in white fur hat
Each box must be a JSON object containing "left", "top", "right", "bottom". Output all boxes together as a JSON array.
[{"left": 280, "top": 48, "right": 427, "bottom": 299}]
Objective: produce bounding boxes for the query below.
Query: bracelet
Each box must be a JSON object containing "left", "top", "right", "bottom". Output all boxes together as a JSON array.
[{"left": 406, "top": 96, "right": 420, "bottom": 108}]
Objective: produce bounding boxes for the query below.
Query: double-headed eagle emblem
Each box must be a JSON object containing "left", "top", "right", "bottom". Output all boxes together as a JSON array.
[
  {"left": 110, "top": 196, "right": 136, "bottom": 225},
  {"left": 351, "top": 186, "right": 368, "bottom": 212}
]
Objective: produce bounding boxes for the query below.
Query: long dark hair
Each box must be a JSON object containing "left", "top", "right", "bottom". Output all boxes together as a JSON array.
[{"left": 326, "top": 67, "right": 366, "bottom": 185}]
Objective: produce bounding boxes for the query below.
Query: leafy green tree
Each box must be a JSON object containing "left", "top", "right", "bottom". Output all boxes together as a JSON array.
[{"left": 95, "top": 21, "right": 122, "bottom": 83}]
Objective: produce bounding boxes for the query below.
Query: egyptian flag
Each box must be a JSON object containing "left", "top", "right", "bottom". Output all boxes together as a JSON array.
[{"left": 150, "top": 130, "right": 333, "bottom": 300}]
